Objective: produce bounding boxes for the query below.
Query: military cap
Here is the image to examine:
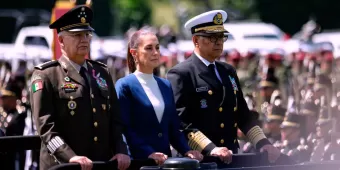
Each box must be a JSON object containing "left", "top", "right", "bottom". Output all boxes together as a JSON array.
[
  {"left": 184, "top": 10, "right": 228, "bottom": 34},
  {"left": 259, "top": 67, "right": 278, "bottom": 88},
  {"left": 281, "top": 113, "right": 302, "bottom": 128},
  {"left": 300, "top": 100, "right": 319, "bottom": 116},
  {"left": 0, "top": 81, "right": 21, "bottom": 98},
  {"left": 49, "top": 5, "right": 94, "bottom": 33},
  {"left": 266, "top": 105, "right": 286, "bottom": 122},
  {"left": 317, "top": 41, "right": 334, "bottom": 52}
]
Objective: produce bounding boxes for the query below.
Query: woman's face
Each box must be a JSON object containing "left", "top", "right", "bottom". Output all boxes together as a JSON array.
[{"left": 134, "top": 34, "right": 161, "bottom": 71}]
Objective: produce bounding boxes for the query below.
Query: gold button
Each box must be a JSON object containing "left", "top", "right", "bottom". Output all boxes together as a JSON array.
[
  {"left": 70, "top": 96, "right": 74, "bottom": 100},
  {"left": 93, "top": 108, "right": 96, "bottom": 113},
  {"left": 94, "top": 137, "right": 98, "bottom": 142},
  {"left": 234, "top": 107, "right": 237, "bottom": 111},
  {"left": 158, "top": 133, "right": 162, "bottom": 137},
  {"left": 234, "top": 139, "right": 237, "bottom": 143},
  {"left": 102, "top": 104, "right": 106, "bottom": 111},
  {"left": 219, "top": 107, "right": 223, "bottom": 112},
  {"left": 220, "top": 123, "right": 224, "bottom": 128},
  {"left": 234, "top": 123, "right": 237, "bottom": 127},
  {"left": 91, "top": 94, "right": 94, "bottom": 98},
  {"left": 208, "top": 90, "right": 213, "bottom": 95},
  {"left": 94, "top": 122, "right": 98, "bottom": 127},
  {"left": 220, "top": 139, "right": 224, "bottom": 144}
]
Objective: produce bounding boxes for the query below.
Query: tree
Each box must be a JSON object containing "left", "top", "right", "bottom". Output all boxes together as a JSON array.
[{"left": 113, "top": 0, "right": 152, "bottom": 34}]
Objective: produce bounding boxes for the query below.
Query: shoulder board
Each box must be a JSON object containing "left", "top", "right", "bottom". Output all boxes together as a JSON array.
[
  {"left": 34, "top": 60, "right": 59, "bottom": 70},
  {"left": 87, "top": 60, "right": 107, "bottom": 67}
]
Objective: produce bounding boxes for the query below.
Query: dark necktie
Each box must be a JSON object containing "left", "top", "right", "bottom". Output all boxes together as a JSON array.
[
  {"left": 80, "top": 66, "right": 90, "bottom": 88},
  {"left": 208, "top": 64, "right": 222, "bottom": 84}
]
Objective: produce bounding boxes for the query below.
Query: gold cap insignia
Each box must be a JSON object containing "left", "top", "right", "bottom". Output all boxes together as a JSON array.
[
  {"left": 213, "top": 13, "right": 223, "bottom": 25},
  {"left": 81, "top": 17, "right": 86, "bottom": 23}
]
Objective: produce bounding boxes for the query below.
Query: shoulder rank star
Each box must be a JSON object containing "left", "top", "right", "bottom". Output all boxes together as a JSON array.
[{"left": 228, "top": 75, "right": 238, "bottom": 91}]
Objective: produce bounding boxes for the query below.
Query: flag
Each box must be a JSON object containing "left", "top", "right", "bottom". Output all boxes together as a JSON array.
[{"left": 32, "top": 81, "right": 43, "bottom": 93}]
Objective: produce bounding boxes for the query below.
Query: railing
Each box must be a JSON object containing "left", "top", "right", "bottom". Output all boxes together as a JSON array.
[{"left": 1, "top": 135, "right": 339, "bottom": 170}]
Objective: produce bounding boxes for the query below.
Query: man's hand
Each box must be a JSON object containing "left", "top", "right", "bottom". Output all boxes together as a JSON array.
[
  {"left": 148, "top": 152, "right": 168, "bottom": 165},
  {"left": 111, "top": 153, "right": 131, "bottom": 170},
  {"left": 260, "top": 144, "right": 281, "bottom": 163},
  {"left": 69, "top": 156, "right": 93, "bottom": 170},
  {"left": 210, "top": 147, "right": 233, "bottom": 164},
  {"left": 185, "top": 150, "right": 203, "bottom": 161}
]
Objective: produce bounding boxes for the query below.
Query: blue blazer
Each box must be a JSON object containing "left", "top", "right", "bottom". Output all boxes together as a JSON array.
[{"left": 115, "top": 74, "right": 190, "bottom": 159}]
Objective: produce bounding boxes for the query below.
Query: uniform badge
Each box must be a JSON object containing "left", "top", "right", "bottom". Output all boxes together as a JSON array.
[
  {"left": 32, "top": 80, "right": 43, "bottom": 93},
  {"left": 61, "top": 83, "right": 78, "bottom": 93},
  {"left": 196, "top": 86, "right": 208, "bottom": 92},
  {"left": 64, "top": 77, "right": 70, "bottom": 82},
  {"left": 31, "top": 75, "right": 42, "bottom": 83},
  {"left": 68, "top": 101, "right": 77, "bottom": 110},
  {"left": 200, "top": 99, "right": 208, "bottom": 108},
  {"left": 228, "top": 75, "right": 238, "bottom": 91}
]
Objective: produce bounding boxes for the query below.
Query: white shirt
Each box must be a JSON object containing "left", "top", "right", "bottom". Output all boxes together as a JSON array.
[
  {"left": 134, "top": 70, "right": 165, "bottom": 123},
  {"left": 194, "top": 51, "right": 222, "bottom": 82}
]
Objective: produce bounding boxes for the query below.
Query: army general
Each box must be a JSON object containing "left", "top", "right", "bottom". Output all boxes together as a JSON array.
[
  {"left": 30, "top": 5, "right": 130, "bottom": 170},
  {"left": 166, "top": 10, "right": 280, "bottom": 164}
]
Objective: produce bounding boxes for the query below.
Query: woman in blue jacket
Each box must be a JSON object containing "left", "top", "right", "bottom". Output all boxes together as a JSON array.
[{"left": 115, "top": 30, "right": 202, "bottom": 165}]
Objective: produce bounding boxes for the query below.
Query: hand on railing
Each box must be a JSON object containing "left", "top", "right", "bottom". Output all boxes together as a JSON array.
[{"left": 69, "top": 156, "right": 93, "bottom": 170}]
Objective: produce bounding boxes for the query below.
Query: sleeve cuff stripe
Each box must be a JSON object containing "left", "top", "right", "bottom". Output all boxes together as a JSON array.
[
  {"left": 47, "top": 136, "right": 65, "bottom": 154},
  {"left": 246, "top": 126, "right": 266, "bottom": 146}
]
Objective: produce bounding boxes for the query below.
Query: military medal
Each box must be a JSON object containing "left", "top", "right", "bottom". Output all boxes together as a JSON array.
[
  {"left": 229, "top": 75, "right": 238, "bottom": 91},
  {"left": 96, "top": 77, "right": 108, "bottom": 90},
  {"left": 68, "top": 95, "right": 77, "bottom": 116},
  {"left": 61, "top": 83, "right": 78, "bottom": 93},
  {"left": 92, "top": 70, "right": 108, "bottom": 90},
  {"left": 200, "top": 99, "right": 208, "bottom": 108},
  {"left": 68, "top": 101, "right": 77, "bottom": 110}
]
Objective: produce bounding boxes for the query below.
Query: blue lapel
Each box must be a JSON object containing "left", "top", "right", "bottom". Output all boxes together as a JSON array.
[{"left": 130, "top": 74, "right": 169, "bottom": 129}]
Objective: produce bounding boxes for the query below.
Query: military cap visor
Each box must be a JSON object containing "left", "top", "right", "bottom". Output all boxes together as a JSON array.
[
  {"left": 49, "top": 5, "right": 94, "bottom": 33},
  {"left": 184, "top": 10, "right": 229, "bottom": 34}
]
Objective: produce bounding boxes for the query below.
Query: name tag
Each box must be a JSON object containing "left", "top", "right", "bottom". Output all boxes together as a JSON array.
[{"left": 196, "top": 86, "right": 208, "bottom": 92}]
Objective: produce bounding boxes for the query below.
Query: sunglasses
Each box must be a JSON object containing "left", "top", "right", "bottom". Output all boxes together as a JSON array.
[{"left": 195, "top": 33, "right": 229, "bottom": 43}]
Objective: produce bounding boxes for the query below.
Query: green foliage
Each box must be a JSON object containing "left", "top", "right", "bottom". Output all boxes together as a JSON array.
[{"left": 114, "top": 0, "right": 152, "bottom": 33}]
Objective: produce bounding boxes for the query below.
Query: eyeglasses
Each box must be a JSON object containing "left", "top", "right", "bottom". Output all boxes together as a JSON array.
[{"left": 195, "top": 33, "right": 229, "bottom": 43}]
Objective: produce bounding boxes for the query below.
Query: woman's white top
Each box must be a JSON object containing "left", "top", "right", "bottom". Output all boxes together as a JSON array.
[{"left": 134, "top": 70, "right": 165, "bottom": 123}]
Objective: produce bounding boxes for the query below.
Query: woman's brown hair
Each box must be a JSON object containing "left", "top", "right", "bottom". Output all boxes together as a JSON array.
[{"left": 126, "top": 29, "right": 155, "bottom": 73}]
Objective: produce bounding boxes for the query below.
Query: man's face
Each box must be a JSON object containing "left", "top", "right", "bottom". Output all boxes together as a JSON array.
[
  {"left": 59, "top": 31, "right": 92, "bottom": 58},
  {"left": 194, "top": 32, "right": 227, "bottom": 59}
]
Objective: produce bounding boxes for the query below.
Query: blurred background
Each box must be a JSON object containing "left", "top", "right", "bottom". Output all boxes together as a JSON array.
[{"left": 1, "top": 0, "right": 340, "bottom": 169}]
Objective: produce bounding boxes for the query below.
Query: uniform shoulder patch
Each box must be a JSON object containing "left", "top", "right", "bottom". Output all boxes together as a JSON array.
[
  {"left": 34, "top": 60, "right": 59, "bottom": 70},
  {"left": 87, "top": 60, "right": 107, "bottom": 68}
]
